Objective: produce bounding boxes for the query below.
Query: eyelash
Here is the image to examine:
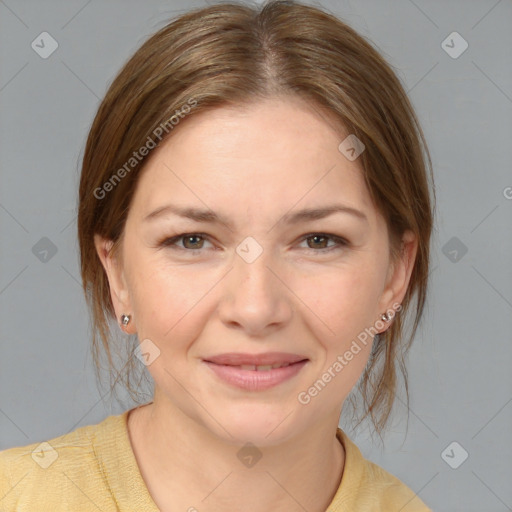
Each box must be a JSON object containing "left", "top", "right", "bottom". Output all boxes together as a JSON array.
[{"left": 157, "top": 232, "right": 349, "bottom": 255}]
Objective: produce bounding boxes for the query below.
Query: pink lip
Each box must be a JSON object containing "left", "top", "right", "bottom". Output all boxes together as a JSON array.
[
  {"left": 203, "top": 352, "right": 308, "bottom": 366},
  {"left": 202, "top": 355, "right": 309, "bottom": 391}
]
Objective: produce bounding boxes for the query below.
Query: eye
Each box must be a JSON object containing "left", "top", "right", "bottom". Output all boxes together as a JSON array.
[
  {"left": 298, "top": 233, "right": 349, "bottom": 253},
  {"left": 157, "top": 232, "right": 349, "bottom": 254},
  {"left": 158, "top": 233, "right": 212, "bottom": 251}
]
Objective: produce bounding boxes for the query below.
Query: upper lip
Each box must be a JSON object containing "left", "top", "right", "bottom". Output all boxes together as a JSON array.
[{"left": 203, "top": 352, "right": 308, "bottom": 366}]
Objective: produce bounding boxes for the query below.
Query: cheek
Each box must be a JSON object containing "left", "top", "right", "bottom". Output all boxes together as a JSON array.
[
  {"left": 293, "top": 261, "right": 381, "bottom": 346},
  {"left": 301, "top": 271, "right": 376, "bottom": 396},
  {"left": 293, "top": 261, "right": 381, "bottom": 394},
  {"left": 128, "top": 260, "right": 216, "bottom": 349}
]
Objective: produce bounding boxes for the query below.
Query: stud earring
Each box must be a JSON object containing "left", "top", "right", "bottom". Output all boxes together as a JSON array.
[{"left": 121, "top": 314, "right": 131, "bottom": 326}]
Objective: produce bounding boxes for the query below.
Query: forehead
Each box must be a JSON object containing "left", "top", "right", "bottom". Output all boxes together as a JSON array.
[{"left": 129, "top": 98, "right": 374, "bottom": 225}]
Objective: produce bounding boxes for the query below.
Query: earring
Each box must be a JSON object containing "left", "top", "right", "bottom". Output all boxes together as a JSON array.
[
  {"left": 381, "top": 312, "right": 391, "bottom": 322},
  {"left": 121, "top": 314, "right": 131, "bottom": 326}
]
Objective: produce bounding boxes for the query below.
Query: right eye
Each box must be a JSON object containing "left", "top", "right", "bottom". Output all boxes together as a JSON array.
[{"left": 158, "top": 233, "right": 214, "bottom": 251}]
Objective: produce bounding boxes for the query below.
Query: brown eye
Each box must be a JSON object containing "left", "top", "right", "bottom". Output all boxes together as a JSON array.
[
  {"left": 159, "top": 233, "right": 211, "bottom": 251},
  {"left": 181, "top": 234, "right": 205, "bottom": 249},
  {"left": 300, "top": 233, "right": 349, "bottom": 253},
  {"left": 306, "top": 235, "right": 329, "bottom": 249}
]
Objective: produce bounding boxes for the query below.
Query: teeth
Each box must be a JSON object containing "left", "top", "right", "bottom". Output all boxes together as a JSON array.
[{"left": 237, "top": 363, "right": 291, "bottom": 371}]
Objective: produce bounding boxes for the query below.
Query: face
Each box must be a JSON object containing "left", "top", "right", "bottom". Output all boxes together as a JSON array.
[{"left": 95, "top": 97, "right": 417, "bottom": 446}]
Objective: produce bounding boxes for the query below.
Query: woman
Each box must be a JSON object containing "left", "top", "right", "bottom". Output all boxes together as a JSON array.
[{"left": 0, "top": 1, "right": 435, "bottom": 510}]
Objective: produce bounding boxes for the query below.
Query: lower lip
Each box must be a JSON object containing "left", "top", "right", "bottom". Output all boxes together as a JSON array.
[{"left": 203, "top": 360, "right": 308, "bottom": 391}]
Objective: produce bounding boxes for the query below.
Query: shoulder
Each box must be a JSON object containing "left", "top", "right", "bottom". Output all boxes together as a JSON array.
[
  {"left": 361, "top": 458, "right": 432, "bottom": 511},
  {"left": 0, "top": 413, "right": 125, "bottom": 511},
  {"left": 331, "top": 428, "right": 433, "bottom": 512}
]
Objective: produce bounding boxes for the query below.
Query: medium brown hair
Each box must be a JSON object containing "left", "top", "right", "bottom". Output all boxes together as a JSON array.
[{"left": 78, "top": 0, "right": 435, "bottom": 438}]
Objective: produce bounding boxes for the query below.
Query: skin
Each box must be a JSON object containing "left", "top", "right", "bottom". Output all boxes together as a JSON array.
[{"left": 95, "top": 96, "right": 417, "bottom": 512}]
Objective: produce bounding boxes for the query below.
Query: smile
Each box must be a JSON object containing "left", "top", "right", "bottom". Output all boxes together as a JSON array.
[{"left": 203, "top": 359, "right": 308, "bottom": 391}]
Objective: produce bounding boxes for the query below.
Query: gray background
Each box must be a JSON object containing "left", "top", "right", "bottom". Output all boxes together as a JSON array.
[{"left": 1, "top": 0, "right": 511, "bottom": 510}]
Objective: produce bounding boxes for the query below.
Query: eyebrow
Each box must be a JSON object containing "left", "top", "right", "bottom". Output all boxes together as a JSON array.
[{"left": 143, "top": 203, "right": 368, "bottom": 227}]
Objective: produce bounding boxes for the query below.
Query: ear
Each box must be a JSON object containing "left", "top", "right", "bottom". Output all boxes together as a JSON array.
[
  {"left": 376, "top": 229, "right": 418, "bottom": 332},
  {"left": 94, "top": 234, "right": 136, "bottom": 334}
]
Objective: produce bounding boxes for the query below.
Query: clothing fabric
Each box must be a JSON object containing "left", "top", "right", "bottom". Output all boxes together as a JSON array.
[{"left": 0, "top": 407, "right": 431, "bottom": 511}]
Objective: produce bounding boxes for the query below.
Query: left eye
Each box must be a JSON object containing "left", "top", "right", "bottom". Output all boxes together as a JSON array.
[
  {"left": 298, "top": 233, "right": 348, "bottom": 252},
  {"left": 158, "top": 233, "right": 348, "bottom": 253}
]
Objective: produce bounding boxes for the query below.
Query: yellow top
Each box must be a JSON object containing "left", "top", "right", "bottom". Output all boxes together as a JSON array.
[{"left": 0, "top": 408, "right": 431, "bottom": 511}]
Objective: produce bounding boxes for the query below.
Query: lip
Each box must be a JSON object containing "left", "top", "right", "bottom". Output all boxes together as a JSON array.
[
  {"left": 203, "top": 352, "right": 308, "bottom": 366},
  {"left": 202, "top": 352, "right": 309, "bottom": 391}
]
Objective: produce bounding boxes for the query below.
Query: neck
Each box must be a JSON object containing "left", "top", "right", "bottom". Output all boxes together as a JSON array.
[{"left": 128, "top": 395, "right": 345, "bottom": 512}]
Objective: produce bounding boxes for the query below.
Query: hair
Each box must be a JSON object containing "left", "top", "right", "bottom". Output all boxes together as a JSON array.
[{"left": 78, "top": 0, "right": 435, "bottom": 440}]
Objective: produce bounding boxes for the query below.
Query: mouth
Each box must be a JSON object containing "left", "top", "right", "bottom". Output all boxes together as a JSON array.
[
  {"left": 202, "top": 353, "right": 309, "bottom": 391},
  {"left": 228, "top": 362, "right": 299, "bottom": 371},
  {"left": 203, "top": 351, "right": 308, "bottom": 366}
]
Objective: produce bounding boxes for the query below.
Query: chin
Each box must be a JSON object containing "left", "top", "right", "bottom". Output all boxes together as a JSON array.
[{"left": 200, "top": 402, "right": 304, "bottom": 447}]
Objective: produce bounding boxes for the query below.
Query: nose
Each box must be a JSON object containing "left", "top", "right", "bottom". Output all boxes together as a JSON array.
[{"left": 217, "top": 241, "right": 294, "bottom": 337}]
